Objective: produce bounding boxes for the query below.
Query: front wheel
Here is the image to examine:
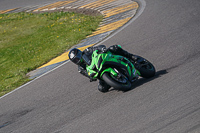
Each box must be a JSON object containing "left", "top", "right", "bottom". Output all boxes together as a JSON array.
[{"left": 102, "top": 73, "right": 131, "bottom": 91}]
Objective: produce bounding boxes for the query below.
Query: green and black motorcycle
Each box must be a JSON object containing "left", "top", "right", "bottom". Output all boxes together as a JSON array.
[{"left": 82, "top": 49, "right": 156, "bottom": 92}]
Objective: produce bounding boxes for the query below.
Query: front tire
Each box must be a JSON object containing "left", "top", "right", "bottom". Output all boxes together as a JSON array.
[{"left": 102, "top": 73, "right": 131, "bottom": 91}]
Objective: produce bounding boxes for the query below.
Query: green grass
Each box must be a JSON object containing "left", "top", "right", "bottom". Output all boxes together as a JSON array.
[{"left": 0, "top": 11, "right": 103, "bottom": 96}]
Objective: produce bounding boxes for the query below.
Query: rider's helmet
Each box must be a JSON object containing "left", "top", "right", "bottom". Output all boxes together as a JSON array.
[{"left": 68, "top": 48, "right": 82, "bottom": 65}]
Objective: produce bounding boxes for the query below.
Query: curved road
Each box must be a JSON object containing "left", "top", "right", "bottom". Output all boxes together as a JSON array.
[{"left": 1, "top": 0, "right": 200, "bottom": 132}]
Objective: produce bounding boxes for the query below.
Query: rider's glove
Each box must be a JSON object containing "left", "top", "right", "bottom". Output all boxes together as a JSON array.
[{"left": 102, "top": 47, "right": 107, "bottom": 53}]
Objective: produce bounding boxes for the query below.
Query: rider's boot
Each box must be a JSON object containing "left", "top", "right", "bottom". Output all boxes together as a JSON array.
[
  {"left": 126, "top": 53, "right": 138, "bottom": 62},
  {"left": 98, "top": 80, "right": 111, "bottom": 93},
  {"left": 120, "top": 48, "right": 138, "bottom": 62},
  {"left": 109, "top": 45, "right": 138, "bottom": 61}
]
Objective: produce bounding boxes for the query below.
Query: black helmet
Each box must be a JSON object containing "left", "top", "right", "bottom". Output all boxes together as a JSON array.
[{"left": 68, "top": 48, "right": 82, "bottom": 65}]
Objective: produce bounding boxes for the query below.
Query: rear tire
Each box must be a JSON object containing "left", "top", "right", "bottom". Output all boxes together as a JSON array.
[
  {"left": 102, "top": 73, "right": 131, "bottom": 91},
  {"left": 136, "top": 57, "right": 156, "bottom": 78}
]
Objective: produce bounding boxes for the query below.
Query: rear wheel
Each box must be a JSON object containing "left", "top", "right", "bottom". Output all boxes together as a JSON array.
[
  {"left": 135, "top": 57, "right": 156, "bottom": 78},
  {"left": 102, "top": 72, "right": 131, "bottom": 91}
]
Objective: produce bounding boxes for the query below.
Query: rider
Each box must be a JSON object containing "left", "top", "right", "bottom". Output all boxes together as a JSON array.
[{"left": 68, "top": 45, "right": 138, "bottom": 92}]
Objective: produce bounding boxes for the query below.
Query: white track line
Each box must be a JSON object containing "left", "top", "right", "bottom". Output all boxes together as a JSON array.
[{"left": 0, "top": 0, "right": 146, "bottom": 100}]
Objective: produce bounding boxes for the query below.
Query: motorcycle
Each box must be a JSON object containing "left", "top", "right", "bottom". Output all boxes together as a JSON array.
[{"left": 82, "top": 49, "right": 156, "bottom": 92}]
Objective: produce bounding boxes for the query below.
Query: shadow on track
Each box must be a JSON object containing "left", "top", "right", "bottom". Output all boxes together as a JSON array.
[
  {"left": 129, "top": 69, "right": 168, "bottom": 91},
  {"left": 109, "top": 70, "right": 168, "bottom": 92}
]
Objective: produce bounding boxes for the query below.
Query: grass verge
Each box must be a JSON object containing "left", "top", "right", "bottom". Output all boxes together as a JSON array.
[{"left": 0, "top": 11, "right": 103, "bottom": 97}]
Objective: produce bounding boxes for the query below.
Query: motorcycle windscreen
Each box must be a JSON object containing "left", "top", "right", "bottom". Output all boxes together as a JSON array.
[{"left": 82, "top": 54, "right": 91, "bottom": 65}]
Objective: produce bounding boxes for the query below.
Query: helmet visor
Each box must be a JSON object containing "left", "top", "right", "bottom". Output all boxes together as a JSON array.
[{"left": 72, "top": 50, "right": 82, "bottom": 65}]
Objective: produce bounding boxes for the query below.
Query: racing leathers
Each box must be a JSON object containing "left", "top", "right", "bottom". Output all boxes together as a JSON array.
[{"left": 78, "top": 45, "right": 137, "bottom": 92}]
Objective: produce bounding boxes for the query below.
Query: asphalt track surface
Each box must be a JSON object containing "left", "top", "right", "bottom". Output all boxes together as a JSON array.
[{"left": 0, "top": 0, "right": 200, "bottom": 133}]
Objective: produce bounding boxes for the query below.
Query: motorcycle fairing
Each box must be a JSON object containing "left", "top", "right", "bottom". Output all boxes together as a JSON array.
[{"left": 86, "top": 50, "right": 140, "bottom": 80}]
